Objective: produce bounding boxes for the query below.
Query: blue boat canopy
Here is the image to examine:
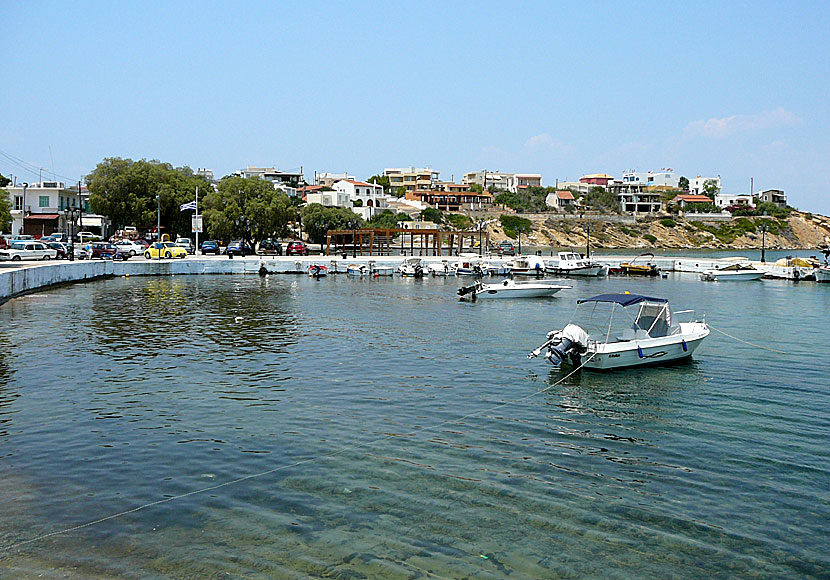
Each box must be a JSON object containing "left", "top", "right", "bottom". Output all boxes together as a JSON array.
[{"left": 577, "top": 293, "right": 668, "bottom": 307}]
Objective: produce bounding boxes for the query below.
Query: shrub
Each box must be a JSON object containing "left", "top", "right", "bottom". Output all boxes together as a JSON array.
[
  {"left": 659, "top": 218, "right": 676, "bottom": 228},
  {"left": 643, "top": 233, "right": 657, "bottom": 244}
]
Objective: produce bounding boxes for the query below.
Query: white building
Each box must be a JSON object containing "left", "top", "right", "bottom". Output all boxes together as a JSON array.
[
  {"left": 334, "top": 180, "right": 390, "bottom": 219},
  {"left": 305, "top": 189, "right": 351, "bottom": 208},
  {"left": 715, "top": 193, "right": 753, "bottom": 209},
  {"left": 621, "top": 169, "right": 679, "bottom": 189},
  {"left": 315, "top": 172, "right": 355, "bottom": 188},
  {"left": 688, "top": 175, "right": 721, "bottom": 196},
  {"left": 507, "top": 173, "right": 542, "bottom": 193},
  {"left": 383, "top": 167, "right": 440, "bottom": 192},
  {"left": 4, "top": 181, "right": 81, "bottom": 237},
  {"left": 236, "top": 166, "right": 304, "bottom": 186},
  {"left": 195, "top": 168, "right": 214, "bottom": 181},
  {"left": 462, "top": 171, "right": 513, "bottom": 190}
]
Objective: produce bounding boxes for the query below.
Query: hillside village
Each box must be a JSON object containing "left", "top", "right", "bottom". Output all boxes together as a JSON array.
[{"left": 3, "top": 163, "right": 828, "bottom": 250}]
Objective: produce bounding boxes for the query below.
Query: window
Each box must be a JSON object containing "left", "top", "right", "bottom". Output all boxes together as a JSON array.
[
  {"left": 14, "top": 196, "right": 23, "bottom": 211},
  {"left": 39, "top": 196, "right": 50, "bottom": 207}
]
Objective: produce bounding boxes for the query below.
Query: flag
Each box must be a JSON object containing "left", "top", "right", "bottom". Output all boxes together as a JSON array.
[{"left": 180, "top": 201, "right": 197, "bottom": 211}]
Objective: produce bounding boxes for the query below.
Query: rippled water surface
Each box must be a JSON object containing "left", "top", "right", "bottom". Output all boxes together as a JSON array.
[{"left": 0, "top": 273, "right": 827, "bottom": 578}]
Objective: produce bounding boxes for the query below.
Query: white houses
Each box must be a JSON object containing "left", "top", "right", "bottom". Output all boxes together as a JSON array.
[
  {"left": 688, "top": 175, "right": 721, "bottom": 196},
  {"left": 715, "top": 193, "right": 753, "bottom": 209},
  {"left": 621, "top": 169, "right": 679, "bottom": 189},
  {"left": 333, "top": 180, "right": 389, "bottom": 219},
  {"left": 4, "top": 181, "right": 80, "bottom": 237}
]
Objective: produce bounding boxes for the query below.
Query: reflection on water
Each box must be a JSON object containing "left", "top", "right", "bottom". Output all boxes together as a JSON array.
[{"left": 0, "top": 274, "right": 827, "bottom": 578}]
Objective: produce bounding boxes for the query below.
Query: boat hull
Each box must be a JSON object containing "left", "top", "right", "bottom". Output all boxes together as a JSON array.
[
  {"left": 700, "top": 270, "right": 764, "bottom": 281},
  {"left": 462, "top": 281, "right": 569, "bottom": 299},
  {"left": 816, "top": 267, "right": 830, "bottom": 283},
  {"left": 580, "top": 324, "right": 709, "bottom": 370},
  {"left": 545, "top": 265, "right": 605, "bottom": 277}
]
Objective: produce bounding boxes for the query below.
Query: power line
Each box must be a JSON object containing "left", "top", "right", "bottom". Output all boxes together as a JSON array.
[{"left": 0, "top": 149, "right": 80, "bottom": 184}]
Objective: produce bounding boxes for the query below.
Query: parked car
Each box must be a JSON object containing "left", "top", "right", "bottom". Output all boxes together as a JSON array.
[
  {"left": 114, "top": 239, "right": 145, "bottom": 256},
  {"left": 76, "top": 231, "right": 97, "bottom": 243},
  {"left": 226, "top": 240, "right": 253, "bottom": 256},
  {"left": 135, "top": 239, "right": 151, "bottom": 250},
  {"left": 144, "top": 242, "right": 187, "bottom": 259},
  {"left": 199, "top": 240, "right": 221, "bottom": 255},
  {"left": 498, "top": 241, "right": 516, "bottom": 256},
  {"left": 258, "top": 239, "right": 282, "bottom": 255},
  {"left": 89, "top": 242, "right": 120, "bottom": 260},
  {"left": 175, "top": 237, "right": 195, "bottom": 254},
  {"left": 0, "top": 241, "right": 58, "bottom": 261},
  {"left": 44, "top": 241, "right": 69, "bottom": 259},
  {"left": 286, "top": 240, "right": 309, "bottom": 256}
]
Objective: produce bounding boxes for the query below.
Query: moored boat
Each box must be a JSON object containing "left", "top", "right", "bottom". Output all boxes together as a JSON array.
[
  {"left": 426, "top": 260, "right": 454, "bottom": 276},
  {"left": 545, "top": 251, "right": 606, "bottom": 277},
  {"left": 398, "top": 257, "right": 424, "bottom": 277},
  {"left": 346, "top": 263, "right": 368, "bottom": 276},
  {"left": 816, "top": 267, "right": 830, "bottom": 283},
  {"left": 619, "top": 252, "right": 660, "bottom": 276},
  {"left": 369, "top": 261, "right": 394, "bottom": 276},
  {"left": 700, "top": 262, "right": 764, "bottom": 281},
  {"left": 506, "top": 255, "right": 546, "bottom": 277},
  {"left": 457, "top": 278, "right": 570, "bottom": 300},
  {"left": 308, "top": 264, "right": 328, "bottom": 278},
  {"left": 528, "top": 293, "right": 709, "bottom": 370}
]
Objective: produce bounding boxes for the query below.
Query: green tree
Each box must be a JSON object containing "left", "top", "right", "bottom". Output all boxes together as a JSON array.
[
  {"left": 583, "top": 186, "right": 620, "bottom": 213},
  {"left": 469, "top": 183, "right": 484, "bottom": 193},
  {"left": 395, "top": 186, "right": 407, "bottom": 198},
  {"left": 420, "top": 207, "right": 443, "bottom": 224},
  {"left": 702, "top": 179, "right": 719, "bottom": 199},
  {"left": 678, "top": 176, "right": 689, "bottom": 191},
  {"left": 0, "top": 173, "right": 11, "bottom": 187},
  {"left": 499, "top": 214, "right": 532, "bottom": 239},
  {"left": 300, "top": 203, "right": 363, "bottom": 245},
  {"left": 202, "top": 176, "right": 295, "bottom": 246},
  {"left": 0, "top": 191, "right": 11, "bottom": 233},
  {"left": 367, "top": 174, "right": 391, "bottom": 194},
  {"left": 86, "top": 158, "right": 212, "bottom": 238},
  {"left": 447, "top": 213, "right": 473, "bottom": 230}
]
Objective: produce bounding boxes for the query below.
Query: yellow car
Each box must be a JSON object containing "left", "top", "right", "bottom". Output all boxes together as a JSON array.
[{"left": 144, "top": 242, "right": 188, "bottom": 259}]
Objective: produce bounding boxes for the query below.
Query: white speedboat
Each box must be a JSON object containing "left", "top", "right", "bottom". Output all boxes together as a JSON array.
[
  {"left": 545, "top": 251, "right": 606, "bottom": 277},
  {"left": 454, "top": 254, "right": 487, "bottom": 276},
  {"left": 457, "top": 278, "right": 570, "bottom": 300},
  {"left": 426, "top": 260, "right": 454, "bottom": 276},
  {"left": 528, "top": 293, "right": 709, "bottom": 370},
  {"left": 346, "top": 263, "right": 368, "bottom": 276},
  {"left": 369, "top": 261, "right": 394, "bottom": 277},
  {"left": 398, "top": 257, "right": 424, "bottom": 277},
  {"left": 506, "top": 255, "right": 546, "bottom": 277},
  {"left": 700, "top": 262, "right": 764, "bottom": 281}
]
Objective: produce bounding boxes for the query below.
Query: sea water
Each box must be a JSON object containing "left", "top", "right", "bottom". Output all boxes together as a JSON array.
[{"left": 0, "top": 273, "right": 827, "bottom": 578}]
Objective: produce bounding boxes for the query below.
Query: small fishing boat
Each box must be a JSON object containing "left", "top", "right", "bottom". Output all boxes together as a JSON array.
[
  {"left": 369, "top": 261, "right": 394, "bottom": 276},
  {"left": 620, "top": 252, "right": 660, "bottom": 276},
  {"left": 528, "top": 293, "right": 709, "bottom": 370},
  {"left": 545, "top": 251, "right": 607, "bottom": 277},
  {"left": 346, "top": 263, "right": 368, "bottom": 276},
  {"left": 484, "top": 262, "right": 512, "bottom": 276},
  {"left": 700, "top": 262, "right": 764, "bottom": 281},
  {"left": 457, "top": 278, "right": 570, "bottom": 300},
  {"left": 454, "top": 254, "right": 487, "bottom": 276},
  {"left": 398, "top": 257, "right": 424, "bottom": 277},
  {"left": 506, "top": 255, "right": 546, "bottom": 277},
  {"left": 308, "top": 264, "right": 328, "bottom": 278},
  {"left": 816, "top": 250, "right": 830, "bottom": 283},
  {"left": 426, "top": 260, "right": 454, "bottom": 276}
]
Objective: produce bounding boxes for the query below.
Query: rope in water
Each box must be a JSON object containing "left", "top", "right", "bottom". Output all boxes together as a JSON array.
[
  {"left": 707, "top": 324, "right": 790, "bottom": 354},
  {"left": 0, "top": 353, "right": 595, "bottom": 556}
]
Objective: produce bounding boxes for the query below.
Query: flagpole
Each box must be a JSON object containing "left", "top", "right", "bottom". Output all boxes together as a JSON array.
[{"left": 195, "top": 186, "right": 199, "bottom": 256}]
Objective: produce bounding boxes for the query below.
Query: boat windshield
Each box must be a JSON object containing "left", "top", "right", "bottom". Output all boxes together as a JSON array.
[{"left": 572, "top": 296, "right": 673, "bottom": 342}]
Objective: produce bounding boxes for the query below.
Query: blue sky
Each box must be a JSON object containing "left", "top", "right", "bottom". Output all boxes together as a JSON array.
[{"left": 2, "top": 1, "right": 828, "bottom": 212}]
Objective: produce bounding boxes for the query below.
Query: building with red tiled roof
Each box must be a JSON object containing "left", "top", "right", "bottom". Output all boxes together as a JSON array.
[
  {"left": 674, "top": 194, "right": 713, "bottom": 208},
  {"left": 405, "top": 189, "right": 494, "bottom": 211},
  {"left": 545, "top": 190, "right": 576, "bottom": 210}
]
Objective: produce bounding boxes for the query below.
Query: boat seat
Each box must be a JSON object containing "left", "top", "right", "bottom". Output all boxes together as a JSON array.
[{"left": 616, "top": 328, "right": 650, "bottom": 341}]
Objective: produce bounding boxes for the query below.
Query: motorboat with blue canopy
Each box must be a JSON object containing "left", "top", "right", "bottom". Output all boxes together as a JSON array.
[{"left": 528, "top": 292, "right": 709, "bottom": 370}]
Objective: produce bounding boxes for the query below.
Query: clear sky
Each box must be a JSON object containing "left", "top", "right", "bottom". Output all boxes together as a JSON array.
[{"left": 2, "top": 1, "right": 828, "bottom": 212}]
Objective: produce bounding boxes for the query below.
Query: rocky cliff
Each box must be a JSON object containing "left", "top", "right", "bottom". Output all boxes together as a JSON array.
[{"left": 485, "top": 211, "right": 830, "bottom": 250}]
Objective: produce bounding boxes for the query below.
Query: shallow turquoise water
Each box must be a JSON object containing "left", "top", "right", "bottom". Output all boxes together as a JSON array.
[{"left": 0, "top": 273, "right": 827, "bottom": 578}]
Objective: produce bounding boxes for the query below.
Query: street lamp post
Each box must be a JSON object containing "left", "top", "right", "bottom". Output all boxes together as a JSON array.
[
  {"left": 760, "top": 222, "right": 768, "bottom": 263},
  {"left": 66, "top": 207, "right": 80, "bottom": 261}
]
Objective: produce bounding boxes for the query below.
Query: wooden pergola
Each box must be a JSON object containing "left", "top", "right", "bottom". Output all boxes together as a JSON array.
[{"left": 325, "top": 228, "right": 489, "bottom": 257}]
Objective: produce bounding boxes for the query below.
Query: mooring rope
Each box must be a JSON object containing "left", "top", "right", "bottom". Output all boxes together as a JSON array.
[
  {"left": 0, "top": 353, "right": 595, "bottom": 556},
  {"left": 707, "top": 324, "right": 790, "bottom": 354}
]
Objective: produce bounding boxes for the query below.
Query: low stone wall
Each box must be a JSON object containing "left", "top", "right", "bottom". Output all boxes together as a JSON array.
[{"left": 0, "top": 261, "right": 113, "bottom": 305}]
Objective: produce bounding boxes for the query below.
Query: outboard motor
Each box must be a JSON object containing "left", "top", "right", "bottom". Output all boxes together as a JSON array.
[
  {"left": 457, "top": 284, "right": 477, "bottom": 299},
  {"left": 544, "top": 324, "right": 589, "bottom": 366}
]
